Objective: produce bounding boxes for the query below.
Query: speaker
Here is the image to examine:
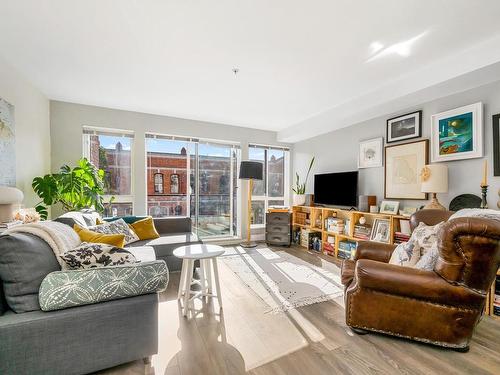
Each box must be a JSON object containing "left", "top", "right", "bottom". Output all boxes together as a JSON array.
[
  {"left": 358, "top": 195, "right": 376, "bottom": 212},
  {"left": 305, "top": 194, "right": 314, "bottom": 206}
]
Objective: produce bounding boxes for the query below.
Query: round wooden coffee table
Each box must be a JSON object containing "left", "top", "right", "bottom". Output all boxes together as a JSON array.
[{"left": 173, "top": 244, "right": 225, "bottom": 317}]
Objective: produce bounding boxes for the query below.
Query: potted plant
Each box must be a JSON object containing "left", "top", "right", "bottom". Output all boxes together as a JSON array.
[
  {"left": 32, "top": 158, "right": 111, "bottom": 220},
  {"left": 292, "top": 157, "right": 315, "bottom": 206}
]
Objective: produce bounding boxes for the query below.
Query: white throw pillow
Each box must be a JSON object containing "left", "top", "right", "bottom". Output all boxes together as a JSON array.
[
  {"left": 389, "top": 239, "right": 420, "bottom": 267},
  {"left": 88, "top": 219, "right": 139, "bottom": 245},
  {"left": 449, "top": 208, "right": 500, "bottom": 222}
]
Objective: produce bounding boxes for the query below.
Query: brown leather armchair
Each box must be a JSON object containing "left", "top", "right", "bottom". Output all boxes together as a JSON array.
[{"left": 341, "top": 209, "right": 500, "bottom": 351}]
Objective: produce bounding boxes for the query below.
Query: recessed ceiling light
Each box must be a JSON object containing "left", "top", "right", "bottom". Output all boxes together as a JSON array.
[{"left": 232, "top": 68, "right": 239, "bottom": 75}]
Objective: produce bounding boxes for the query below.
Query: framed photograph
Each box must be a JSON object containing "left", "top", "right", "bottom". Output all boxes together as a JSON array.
[
  {"left": 386, "top": 110, "right": 422, "bottom": 143},
  {"left": 493, "top": 114, "right": 500, "bottom": 176},
  {"left": 358, "top": 137, "right": 383, "bottom": 168},
  {"left": 380, "top": 200, "right": 400, "bottom": 215},
  {"left": 370, "top": 218, "right": 391, "bottom": 243},
  {"left": 385, "top": 139, "right": 428, "bottom": 200},
  {"left": 431, "top": 102, "right": 483, "bottom": 162},
  {"left": 399, "top": 206, "right": 418, "bottom": 217}
]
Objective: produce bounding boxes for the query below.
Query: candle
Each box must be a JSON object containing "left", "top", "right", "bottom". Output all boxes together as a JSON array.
[{"left": 481, "top": 160, "right": 488, "bottom": 187}]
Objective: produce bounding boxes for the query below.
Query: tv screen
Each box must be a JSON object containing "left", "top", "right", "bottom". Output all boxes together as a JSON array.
[{"left": 314, "top": 172, "right": 358, "bottom": 207}]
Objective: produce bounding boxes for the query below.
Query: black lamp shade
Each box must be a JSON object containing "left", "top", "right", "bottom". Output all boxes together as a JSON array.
[{"left": 239, "top": 161, "right": 263, "bottom": 180}]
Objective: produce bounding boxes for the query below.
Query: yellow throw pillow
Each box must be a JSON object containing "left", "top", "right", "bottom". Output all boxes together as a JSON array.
[
  {"left": 73, "top": 224, "right": 126, "bottom": 248},
  {"left": 129, "top": 217, "right": 160, "bottom": 241}
]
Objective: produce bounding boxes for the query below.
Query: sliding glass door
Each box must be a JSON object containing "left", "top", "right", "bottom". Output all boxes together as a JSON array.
[{"left": 146, "top": 134, "right": 240, "bottom": 239}]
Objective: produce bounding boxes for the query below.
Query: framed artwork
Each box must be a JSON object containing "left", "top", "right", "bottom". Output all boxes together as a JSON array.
[
  {"left": 385, "top": 139, "right": 428, "bottom": 200},
  {"left": 170, "top": 174, "right": 179, "bottom": 194},
  {"left": 431, "top": 102, "right": 483, "bottom": 162},
  {"left": 386, "top": 110, "right": 422, "bottom": 143},
  {"left": 380, "top": 200, "right": 400, "bottom": 215},
  {"left": 358, "top": 137, "right": 383, "bottom": 168},
  {"left": 493, "top": 114, "right": 500, "bottom": 176},
  {"left": 370, "top": 218, "right": 391, "bottom": 243},
  {"left": 0, "top": 97, "right": 16, "bottom": 186}
]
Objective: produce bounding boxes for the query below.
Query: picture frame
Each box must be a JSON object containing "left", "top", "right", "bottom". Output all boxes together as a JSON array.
[
  {"left": 493, "top": 114, "right": 500, "bottom": 176},
  {"left": 430, "top": 102, "right": 483, "bottom": 162},
  {"left": 370, "top": 218, "right": 391, "bottom": 243},
  {"left": 399, "top": 206, "right": 418, "bottom": 217},
  {"left": 385, "top": 139, "right": 428, "bottom": 200},
  {"left": 358, "top": 137, "right": 383, "bottom": 168},
  {"left": 386, "top": 110, "right": 422, "bottom": 143},
  {"left": 380, "top": 200, "right": 400, "bottom": 215}
]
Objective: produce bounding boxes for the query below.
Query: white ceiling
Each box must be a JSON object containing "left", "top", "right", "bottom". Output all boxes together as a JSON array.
[{"left": 1, "top": 1, "right": 500, "bottom": 142}]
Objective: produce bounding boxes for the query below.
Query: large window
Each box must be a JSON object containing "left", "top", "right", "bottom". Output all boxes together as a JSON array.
[
  {"left": 83, "top": 127, "right": 134, "bottom": 217},
  {"left": 249, "top": 144, "right": 289, "bottom": 226},
  {"left": 146, "top": 134, "right": 240, "bottom": 239}
]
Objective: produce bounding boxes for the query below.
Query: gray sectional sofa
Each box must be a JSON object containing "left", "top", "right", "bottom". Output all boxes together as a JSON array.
[{"left": 0, "top": 211, "right": 198, "bottom": 374}]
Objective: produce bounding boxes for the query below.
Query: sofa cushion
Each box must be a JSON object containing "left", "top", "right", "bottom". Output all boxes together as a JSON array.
[
  {"left": 39, "top": 260, "right": 168, "bottom": 311},
  {"left": 60, "top": 242, "right": 137, "bottom": 269},
  {"left": 129, "top": 217, "right": 160, "bottom": 241},
  {"left": 73, "top": 224, "right": 126, "bottom": 247},
  {"left": 88, "top": 219, "right": 139, "bottom": 245},
  {"left": 54, "top": 210, "right": 101, "bottom": 229},
  {"left": 126, "top": 232, "right": 201, "bottom": 259},
  {"left": 104, "top": 215, "right": 147, "bottom": 224},
  {"left": 0, "top": 233, "right": 60, "bottom": 312}
]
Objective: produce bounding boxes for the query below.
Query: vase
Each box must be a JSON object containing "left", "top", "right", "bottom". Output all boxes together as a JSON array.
[{"left": 293, "top": 194, "right": 306, "bottom": 206}]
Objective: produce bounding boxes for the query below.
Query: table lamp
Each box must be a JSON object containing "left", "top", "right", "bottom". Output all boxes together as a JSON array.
[
  {"left": 420, "top": 164, "right": 448, "bottom": 210},
  {"left": 239, "top": 161, "right": 263, "bottom": 248},
  {"left": 0, "top": 186, "right": 24, "bottom": 222}
]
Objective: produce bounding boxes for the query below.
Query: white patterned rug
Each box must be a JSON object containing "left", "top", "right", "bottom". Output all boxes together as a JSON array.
[{"left": 221, "top": 247, "right": 344, "bottom": 314}]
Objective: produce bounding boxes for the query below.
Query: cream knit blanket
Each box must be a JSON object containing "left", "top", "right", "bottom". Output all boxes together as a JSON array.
[{"left": 6, "top": 221, "right": 81, "bottom": 267}]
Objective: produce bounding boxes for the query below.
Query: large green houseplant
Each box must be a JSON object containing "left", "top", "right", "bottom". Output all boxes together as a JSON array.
[
  {"left": 292, "top": 156, "right": 315, "bottom": 206},
  {"left": 32, "top": 158, "right": 110, "bottom": 220}
]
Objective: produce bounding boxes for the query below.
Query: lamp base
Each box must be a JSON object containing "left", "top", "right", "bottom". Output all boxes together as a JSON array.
[
  {"left": 240, "top": 241, "right": 258, "bottom": 248},
  {"left": 424, "top": 194, "right": 446, "bottom": 210}
]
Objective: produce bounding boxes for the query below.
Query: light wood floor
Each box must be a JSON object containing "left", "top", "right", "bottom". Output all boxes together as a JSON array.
[{"left": 97, "top": 245, "right": 500, "bottom": 375}]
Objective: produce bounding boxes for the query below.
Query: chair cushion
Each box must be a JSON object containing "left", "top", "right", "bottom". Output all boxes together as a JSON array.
[
  {"left": 126, "top": 232, "right": 201, "bottom": 259},
  {"left": 73, "top": 224, "right": 126, "bottom": 247},
  {"left": 0, "top": 233, "right": 60, "bottom": 312}
]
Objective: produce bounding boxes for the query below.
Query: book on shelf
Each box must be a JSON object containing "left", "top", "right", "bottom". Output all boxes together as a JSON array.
[
  {"left": 323, "top": 241, "right": 335, "bottom": 256},
  {"left": 353, "top": 224, "right": 372, "bottom": 240},
  {"left": 338, "top": 240, "right": 357, "bottom": 259}
]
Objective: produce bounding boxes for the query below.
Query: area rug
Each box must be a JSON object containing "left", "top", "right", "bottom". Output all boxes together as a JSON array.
[{"left": 221, "top": 247, "right": 344, "bottom": 314}]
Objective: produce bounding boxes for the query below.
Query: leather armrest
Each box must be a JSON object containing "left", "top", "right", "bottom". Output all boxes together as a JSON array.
[
  {"left": 354, "top": 259, "right": 484, "bottom": 308},
  {"left": 355, "top": 241, "right": 396, "bottom": 263}
]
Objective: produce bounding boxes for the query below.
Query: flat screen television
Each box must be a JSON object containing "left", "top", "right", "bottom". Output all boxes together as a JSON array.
[{"left": 314, "top": 171, "right": 358, "bottom": 207}]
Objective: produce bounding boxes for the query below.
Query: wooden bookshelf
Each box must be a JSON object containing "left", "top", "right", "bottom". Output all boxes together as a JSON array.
[{"left": 292, "top": 205, "right": 410, "bottom": 259}]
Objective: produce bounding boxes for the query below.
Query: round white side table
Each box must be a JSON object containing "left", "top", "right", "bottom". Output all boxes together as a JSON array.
[{"left": 173, "top": 244, "right": 225, "bottom": 317}]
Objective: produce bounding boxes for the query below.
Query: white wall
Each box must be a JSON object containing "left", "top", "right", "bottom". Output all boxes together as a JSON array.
[
  {"left": 0, "top": 57, "right": 50, "bottom": 208},
  {"left": 50, "top": 101, "right": 291, "bottom": 238},
  {"left": 293, "top": 80, "right": 500, "bottom": 210}
]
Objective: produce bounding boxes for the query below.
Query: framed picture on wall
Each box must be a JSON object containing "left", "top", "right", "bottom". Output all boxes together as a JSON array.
[
  {"left": 358, "top": 137, "right": 383, "bottom": 168},
  {"left": 430, "top": 102, "right": 483, "bottom": 162},
  {"left": 385, "top": 139, "right": 428, "bottom": 200},
  {"left": 493, "top": 114, "right": 500, "bottom": 176},
  {"left": 386, "top": 110, "right": 422, "bottom": 143}
]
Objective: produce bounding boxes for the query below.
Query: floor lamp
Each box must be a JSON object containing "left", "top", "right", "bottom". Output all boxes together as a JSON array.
[{"left": 239, "top": 161, "right": 263, "bottom": 248}]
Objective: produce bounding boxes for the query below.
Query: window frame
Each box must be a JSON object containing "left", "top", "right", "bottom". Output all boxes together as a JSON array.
[
  {"left": 249, "top": 144, "right": 290, "bottom": 228},
  {"left": 82, "top": 126, "right": 135, "bottom": 215}
]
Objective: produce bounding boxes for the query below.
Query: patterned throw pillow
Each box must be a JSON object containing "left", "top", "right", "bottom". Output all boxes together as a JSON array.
[
  {"left": 449, "top": 208, "right": 500, "bottom": 222},
  {"left": 389, "top": 221, "right": 445, "bottom": 268},
  {"left": 60, "top": 242, "right": 137, "bottom": 270},
  {"left": 389, "top": 239, "right": 420, "bottom": 267},
  {"left": 89, "top": 219, "right": 139, "bottom": 245}
]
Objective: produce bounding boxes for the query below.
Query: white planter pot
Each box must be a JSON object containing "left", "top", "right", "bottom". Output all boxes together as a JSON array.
[{"left": 293, "top": 194, "right": 306, "bottom": 206}]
